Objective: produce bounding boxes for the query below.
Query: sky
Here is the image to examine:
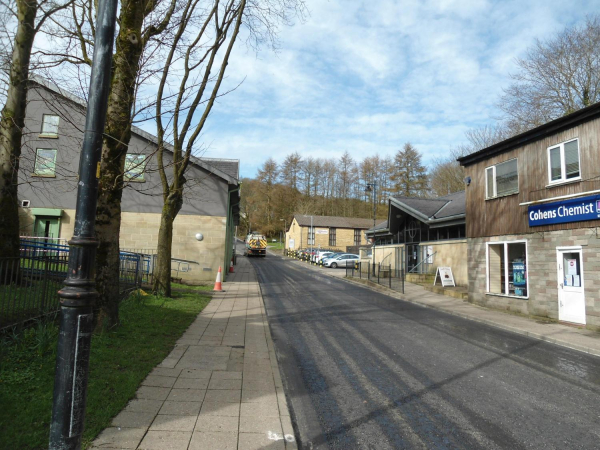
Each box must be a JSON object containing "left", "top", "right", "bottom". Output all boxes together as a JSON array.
[{"left": 182, "top": 0, "right": 597, "bottom": 179}]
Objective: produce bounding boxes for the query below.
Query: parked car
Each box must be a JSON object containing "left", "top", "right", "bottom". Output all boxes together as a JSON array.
[
  {"left": 323, "top": 254, "right": 359, "bottom": 268},
  {"left": 313, "top": 250, "right": 335, "bottom": 264}
]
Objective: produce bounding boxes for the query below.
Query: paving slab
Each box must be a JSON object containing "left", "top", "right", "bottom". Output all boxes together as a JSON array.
[{"left": 91, "top": 255, "right": 297, "bottom": 449}]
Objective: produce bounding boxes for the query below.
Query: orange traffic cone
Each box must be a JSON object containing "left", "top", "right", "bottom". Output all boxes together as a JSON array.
[
  {"left": 229, "top": 258, "right": 234, "bottom": 273},
  {"left": 213, "top": 266, "right": 223, "bottom": 291}
]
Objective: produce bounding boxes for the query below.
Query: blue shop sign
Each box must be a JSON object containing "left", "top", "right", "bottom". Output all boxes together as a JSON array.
[{"left": 528, "top": 194, "right": 600, "bottom": 227}]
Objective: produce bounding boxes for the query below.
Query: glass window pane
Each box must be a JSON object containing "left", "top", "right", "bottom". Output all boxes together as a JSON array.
[
  {"left": 496, "top": 159, "right": 518, "bottom": 196},
  {"left": 42, "top": 115, "right": 59, "bottom": 135},
  {"left": 508, "top": 243, "right": 527, "bottom": 297},
  {"left": 564, "top": 140, "right": 579, "bottom": 179},
  {"left": 549, "top": 147, "right": 562, "bottom": 181},
  {"left": 488, "top": 244, "right": 505, "bottom": 294},
  {"left": 124, "top": 154, "right": 146, "bottom": 180},
  {"left": 486, "top": 167, "right": 494, "bottom": 198},
  {"left": 35, "top": 149, "right": 57, "bottom": 175}
]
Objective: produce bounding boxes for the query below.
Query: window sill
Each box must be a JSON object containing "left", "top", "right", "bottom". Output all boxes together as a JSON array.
[
  {"left": 31, "top": 173, "right": 56, "bottom": 178},
  {"left": 546, "top": 178, "right": 581, "bottom": 189},
  {"left": 38, "top": 134, "right": 58, "bottom": 139},
  {"left": 485, "top": 191, "right": 518, "bottom": 201},
  {"left": 486, "top": 292, "right": 529, "bottom": 300}
]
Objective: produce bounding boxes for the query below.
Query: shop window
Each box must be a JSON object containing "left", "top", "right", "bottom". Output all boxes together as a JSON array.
[
  {"left": 34, "top": 148, "right": 57, "bottom": 176},
  {"left": 487, "top": 241, "right": 528, "bottom": 297},
  {"left": 548, "top": 138, "right": 580, "bottom": 184},
  {"left": 354, "top": 229, "right": 361, "bottom": 246},
  {"left": 329, "top": 228, "right": 336, "bottom": 246},
  {"left": 486, "top": 159, "right": 518, "bottom": 199},
  {"left": 124, "top": 154, "right": 147, "bottom": 181},
  {"left": 41, "top": 114, "right": 59, "bottom": 136}
]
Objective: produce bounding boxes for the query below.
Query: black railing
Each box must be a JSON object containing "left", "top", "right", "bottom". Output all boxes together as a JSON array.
[
  {"left": 346, "top": 262, "right": 404, "bottom": 294},
  {"left": 0, "top": 242, "right": 147, "bottom": 330}
]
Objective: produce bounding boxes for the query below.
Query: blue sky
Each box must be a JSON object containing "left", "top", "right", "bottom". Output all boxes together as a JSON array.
[{"left": 184, "top": 0, "right": 597, "bottom": 178}]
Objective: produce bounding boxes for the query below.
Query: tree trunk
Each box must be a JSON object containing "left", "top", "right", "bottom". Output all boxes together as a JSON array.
[
  {"left": 0, "top": 0, "right": 37, "bottom": 283},
  {"left": 152, "top": 191, "right": 182, "bottom": 297},
  {"left": 94, "top": 0, "right": 149, "bottom": 328}
]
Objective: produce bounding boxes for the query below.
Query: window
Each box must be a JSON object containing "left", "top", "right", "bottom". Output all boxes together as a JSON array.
[
  {"left": 548, "top": 139, "right": 580, "bottom": 184},
  {"left": 486, "top": 159, "right": 518, "bottom": 199},
  {"left": 329, "top": 228, "right": 336, "bottom": 246},
  {"left": 354, "top": 229, "right": 361, "bottom": 246},
  {"left": 307, "top": 226, "right": 315, "bottom": 245},
  {"left": 124, "top": 154, "right": 147, "bottom": 181},
  {"left": 41, "top": 114, "right": 59, "bottom": 136},
  {"left": 34, "top": 149, "right": 57, "bottom": 176},
  {"left": 487, "top": 241, "right": 528, "bottom": 297}
]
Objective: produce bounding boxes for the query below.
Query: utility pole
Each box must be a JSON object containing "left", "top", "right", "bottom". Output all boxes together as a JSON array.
[
  {"left": 49, "top": 0, "right": 118, "bottom": 448},
  {"left": 366, "top": 182, "right": 377, "bottom": 271}
]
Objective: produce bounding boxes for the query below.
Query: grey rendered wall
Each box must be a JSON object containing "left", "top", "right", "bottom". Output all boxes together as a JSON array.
[{"left": 19, "top": 84, "right": 228, "bottom": 217}]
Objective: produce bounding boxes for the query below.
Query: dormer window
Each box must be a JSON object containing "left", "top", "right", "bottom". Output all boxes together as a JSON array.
[
  {"left": 40, "top": 114, "right": 59, "bottom": 137},
  {"left": 548, "top": 138, "right": 580, "bottom": 184}
]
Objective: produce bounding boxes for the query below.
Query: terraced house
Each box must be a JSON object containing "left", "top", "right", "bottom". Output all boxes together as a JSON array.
[
  {"left": 17, "top": 78, "right": 239, "bottom": 282},
  {"left": 459, "top": 102, "right": 600, "bottom": 328}
]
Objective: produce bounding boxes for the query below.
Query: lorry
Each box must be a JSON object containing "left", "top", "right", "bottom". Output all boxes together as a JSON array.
[{"left": 245, "top": 233, "right": 267, "bottom": 257}]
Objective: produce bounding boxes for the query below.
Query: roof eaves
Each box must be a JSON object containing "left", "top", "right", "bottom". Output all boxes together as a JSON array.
[{"left": 389, "top": 197, "right": 430, "bottom": 222}]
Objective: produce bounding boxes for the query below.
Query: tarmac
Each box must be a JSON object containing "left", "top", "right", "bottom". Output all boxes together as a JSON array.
[
  {"left": 91, "top": 251, "right": 600, "bottom": 449},
  {"left": 91, "top": 255, "right": 295, "bottom": 450},
  {"left": 294, "top": 255, "right": 600, "bottom": 358}
]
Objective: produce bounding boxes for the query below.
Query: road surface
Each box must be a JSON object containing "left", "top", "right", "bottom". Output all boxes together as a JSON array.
[{"left": 247, "top": 252, "right": 600, "bottom": 449}]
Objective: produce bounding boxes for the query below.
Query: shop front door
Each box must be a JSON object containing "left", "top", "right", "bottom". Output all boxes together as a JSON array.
[{"left": 556, "top": 247, "right": 586, "bottom": 325}]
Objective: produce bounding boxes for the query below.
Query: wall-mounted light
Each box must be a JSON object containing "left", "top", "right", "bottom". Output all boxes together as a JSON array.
[
  {"left": 464, "top": 176, "right": 471, "bottom": 186},
  {"left": 195, "top": 233, "right": 204, "bottom": 241}
]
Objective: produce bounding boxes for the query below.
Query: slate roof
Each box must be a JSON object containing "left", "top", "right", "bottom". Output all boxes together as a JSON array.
[
  {"left": 30, "top": 76, "right": 239, "bottom": 185},
  {"left": 294, "top": 215, "right": 375, "bottom": 229},
  {"left": 390, "top": 191, "right": 465, "bottom": 222}
]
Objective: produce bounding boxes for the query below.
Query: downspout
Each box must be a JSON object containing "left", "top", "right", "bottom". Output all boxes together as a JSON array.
[{"left": 223, "top": 185, "right": 240, "bottom": 281}]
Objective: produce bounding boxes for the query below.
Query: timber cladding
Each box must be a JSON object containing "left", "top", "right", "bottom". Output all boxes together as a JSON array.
[{"left": 463, "top": 117, "right": 600, "bottom": 238}]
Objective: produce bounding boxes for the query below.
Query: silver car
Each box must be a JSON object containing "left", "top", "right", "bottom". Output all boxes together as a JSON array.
[{"left": 323, "top": 254, "right": 359, "bottom": 268}]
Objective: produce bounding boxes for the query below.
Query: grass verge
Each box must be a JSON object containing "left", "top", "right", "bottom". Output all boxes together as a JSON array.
[{"left": 0, "top": 290, "right": 211, "bottom": 450}]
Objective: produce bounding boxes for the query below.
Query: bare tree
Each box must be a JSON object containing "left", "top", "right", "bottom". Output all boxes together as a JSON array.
[
  {"left": 499, "top": 15, "right": 600, "bottom": 131},
  {"left": 0, "top": 0, "right": 72, "bottom": 280},
  {"left": 280, "top": 151, "right": 302, "bottom": 190},
  {"left": 429, "top": 148, "right": 466, "bottom": 197}
]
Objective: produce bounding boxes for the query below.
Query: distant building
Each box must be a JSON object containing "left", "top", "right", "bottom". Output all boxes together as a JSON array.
[
  {"left": 365, "top": 192, "right": 467, "bottom": 285},
  {"left": 17, "top": 78, "right": 239, "bottom": 282},
  {"left": 459, "top": 102, "right": 600, "bottom": 327},
  {"left": 286, "top": 215, "right": 374, "bottom": 253}
]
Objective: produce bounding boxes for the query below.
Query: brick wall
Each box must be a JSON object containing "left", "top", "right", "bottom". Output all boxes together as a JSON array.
[{"left": 468, "top": 229, "right": 600, "bottom": 329}]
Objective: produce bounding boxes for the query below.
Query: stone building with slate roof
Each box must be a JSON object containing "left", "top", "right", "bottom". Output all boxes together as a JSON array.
[
  {"left": 364, "top": 191, "right": 467, "bottom": 285},
  {"left": 17, "top": 78, "right": 240, "bottom": 282},
  {"left": 285, "top": 214, "right": 374, "bottom": 253}
]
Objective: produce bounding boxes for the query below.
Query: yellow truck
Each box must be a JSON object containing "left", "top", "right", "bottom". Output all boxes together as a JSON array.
[{"left": 245, "top": 233, "right": 267, "bottom": 257}]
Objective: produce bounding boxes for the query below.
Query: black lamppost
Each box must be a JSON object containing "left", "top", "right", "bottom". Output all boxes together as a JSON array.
[
  {"left": 365, "top": 182, "right": 377, "bottom": 270},
  {"left": 280, "top": 218, "right": 287, "bottom": 247},
  {"left": 49, "top": 0, "right": 119, "bottom": 448}
]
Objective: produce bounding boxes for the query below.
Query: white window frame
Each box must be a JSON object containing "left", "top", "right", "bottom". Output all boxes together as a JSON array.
[
  {"left": 485, "top": 240, "right": 529, "bottom": 299},
  {"left": 124, "top": 154, "right": 147, "bottom": 181},
  {"left": 485, "top": 158, "right": 518, "bottom": 199},
  {"left": 547, "top": 138, "right": 581, "bottom": 185},
  {"left": 33, "top": 148, "right": 57, "bottom": 176},
  {"left": 40, "top": 114, "right": 60, "bottom": 137}
]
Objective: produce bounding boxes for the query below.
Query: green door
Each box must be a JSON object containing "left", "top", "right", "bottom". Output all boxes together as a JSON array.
[{"left": 34, "top": 216, "right": 60, "bottom": 239}]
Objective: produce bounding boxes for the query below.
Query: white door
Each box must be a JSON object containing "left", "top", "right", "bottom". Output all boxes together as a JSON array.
[{"left": 556, "top": 247, "right": 586, "bottom": 325}]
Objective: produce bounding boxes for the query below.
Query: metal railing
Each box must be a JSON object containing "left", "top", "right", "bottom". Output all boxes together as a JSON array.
[
  {"left": 0, "top": 241, "right": 147, "bottom": 329},
  {"left": 346, "top": 261, "right": 404, "bottom": 294}
]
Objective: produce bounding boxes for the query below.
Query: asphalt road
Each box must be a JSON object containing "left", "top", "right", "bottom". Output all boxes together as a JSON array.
[{"left": 247, "top": 252, "right": 600, "bottom": 450}]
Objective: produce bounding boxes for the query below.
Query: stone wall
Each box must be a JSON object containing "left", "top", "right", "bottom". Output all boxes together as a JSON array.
[
  {"left": 285, "top": 219, "right": 367, "bottom": 251},
  {"left": 468, "top": 228, "right": 600, "bottom": 329}
]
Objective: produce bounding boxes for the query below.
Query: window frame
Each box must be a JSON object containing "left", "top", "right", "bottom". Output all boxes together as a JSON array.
[
  {"left": 124, "top": 153, "right": 148, "bottom": 182},
  {"left": 547, "top": 138, "right": 581, "bottom": 185},
  {"left": 307, "top": 226, "right": 315, "bottom": 245},
  {"left": 485, "top": 158, "right": 519, "bottom": 199},
  {"left": 40, "top": 114, "right": 60, "bottom": 137},
  {"left": 485, "top": 240, "right": 529, "bottom": 299},
  {"left": 33, "top": 148, "right": 57, "bottom": 177},
  {"left": 354, "top": 229, "right": 361, "bottom": 246},
  {"left": 329, "top": 228, "right": 336, "bottom": 247}
]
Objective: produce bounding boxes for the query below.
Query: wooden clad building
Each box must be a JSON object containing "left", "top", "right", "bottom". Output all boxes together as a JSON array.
[{"left": 459, "top": 102, "right": 600, "bottom": 328}]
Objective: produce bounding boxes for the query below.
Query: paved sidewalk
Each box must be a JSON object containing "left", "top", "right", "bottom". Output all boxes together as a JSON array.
[
  {"left": 287, "top": 256, "right": 600, "bottom": 358},
  {"left": 92, "top": 256, "right": 296, "bottom": 450}
]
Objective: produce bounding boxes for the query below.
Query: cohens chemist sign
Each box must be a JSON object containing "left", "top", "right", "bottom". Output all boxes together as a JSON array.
[{"left": 528, "top": 194, "right": 600, "bottom": 227}]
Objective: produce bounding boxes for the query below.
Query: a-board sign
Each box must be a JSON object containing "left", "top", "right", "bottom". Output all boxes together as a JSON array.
[{"left": 434, "top": 267, "right": 455, "bottom": 287}]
